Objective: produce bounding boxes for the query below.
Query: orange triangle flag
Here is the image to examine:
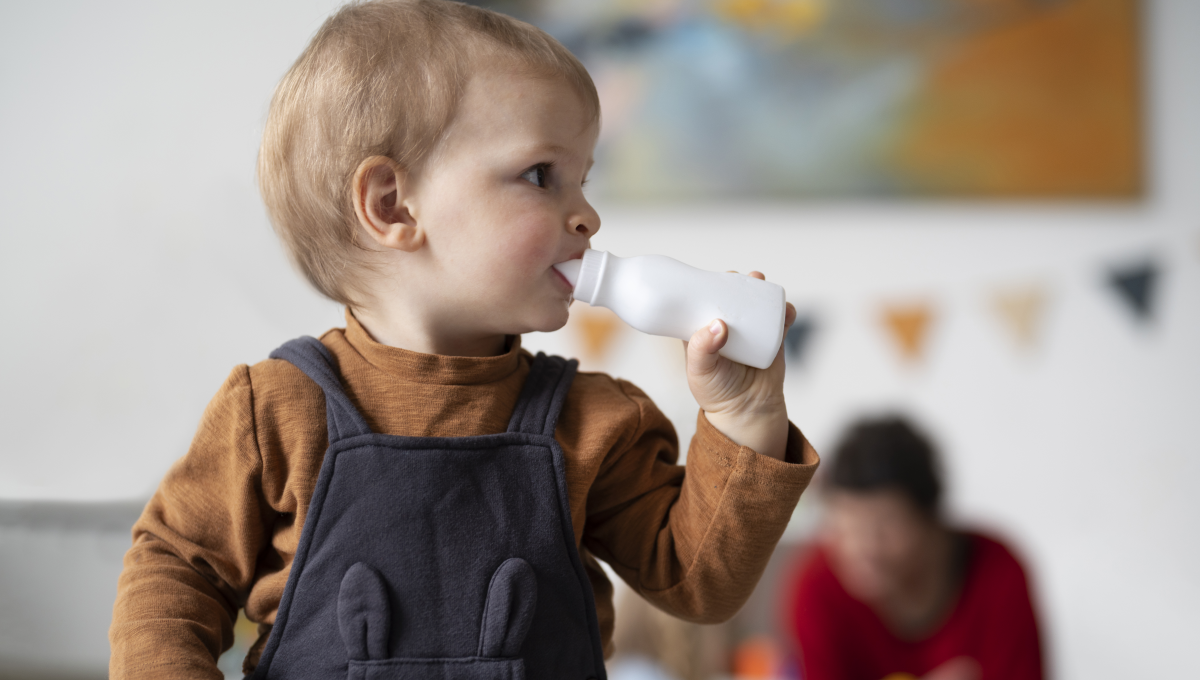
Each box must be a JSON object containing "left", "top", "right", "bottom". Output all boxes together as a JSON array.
[
  {"left": 991, "top": 285, "right": 1047, "bottom": 349},
  {"left": 881, "top": 303, "right": 935, "bottom": 363},
  {"left": 572, "top": 306, "right": 623, "bottom": 362}
]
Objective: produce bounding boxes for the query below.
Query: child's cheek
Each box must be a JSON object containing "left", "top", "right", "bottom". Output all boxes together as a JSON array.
[{"left": 507, "top": 217, "right": 558, "bottom": 265}]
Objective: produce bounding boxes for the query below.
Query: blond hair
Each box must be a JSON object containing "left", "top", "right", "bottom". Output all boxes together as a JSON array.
[{"left": 258, "top": 0, "right": 600, "bottom": 306}]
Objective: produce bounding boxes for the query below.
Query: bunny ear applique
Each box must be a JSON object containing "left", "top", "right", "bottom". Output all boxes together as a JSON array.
[
  {"left": 338, "top": 562, "right": 393, "bottom": 661},
  {"left": 337, "top": 557, "right": 536, "bottom": 662},
  {"left": 478, "top": 558, "right": 538, "bottom": 659}
]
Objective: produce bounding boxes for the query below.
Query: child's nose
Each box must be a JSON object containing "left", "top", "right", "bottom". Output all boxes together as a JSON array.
[{"left": 569, "top": 203, "right": 600, "bottom": 237}]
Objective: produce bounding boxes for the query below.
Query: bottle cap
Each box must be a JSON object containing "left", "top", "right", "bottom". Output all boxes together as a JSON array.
[
  {"left": 553, "top": 258, "right": 582, "bottom": 287},
  {"left": 572, "top": 249, "right": 607, "bottom": 304}
]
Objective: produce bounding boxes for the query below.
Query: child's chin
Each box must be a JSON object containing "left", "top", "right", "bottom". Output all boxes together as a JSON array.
[
  {"left": 525, "top": 308, "right": 571, "bottom": 334},
  {"left": 530, "top": 319, "right": 570, "bottom": 334}
]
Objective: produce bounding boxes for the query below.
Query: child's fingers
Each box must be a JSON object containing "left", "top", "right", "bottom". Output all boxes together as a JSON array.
[
  {"left": 784, "top": 301, "right": 797, "bottom": 328},
  {"left": 686, "top": 319, "right": 727, "bottom": 376},
  {"left": 726, "top": 270, "right": 767, "bottom": 281}
]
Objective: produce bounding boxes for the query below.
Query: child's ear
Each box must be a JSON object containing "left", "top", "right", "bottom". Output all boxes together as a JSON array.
[{"left": 352, "top": 155, "right": 424, "bottom": 252}]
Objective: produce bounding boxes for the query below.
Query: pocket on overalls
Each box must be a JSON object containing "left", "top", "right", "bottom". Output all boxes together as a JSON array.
[{"left": 338, "top": 559, "right": 537, "bottom": 680}]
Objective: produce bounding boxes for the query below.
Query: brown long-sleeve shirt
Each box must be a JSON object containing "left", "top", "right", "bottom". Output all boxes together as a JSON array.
[{"left": 110, "top": 312, "right": 818, "bottom": 678}]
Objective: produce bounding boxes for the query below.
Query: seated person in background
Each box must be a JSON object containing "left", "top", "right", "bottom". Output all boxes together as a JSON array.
[{"left": 783, "top": 416, "right": 1044, "bottom": 680}]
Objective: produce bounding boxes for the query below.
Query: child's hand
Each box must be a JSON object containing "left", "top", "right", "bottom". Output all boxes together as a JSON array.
[{"left": 684, "top": 271, "right": 796, "bottom": 461}]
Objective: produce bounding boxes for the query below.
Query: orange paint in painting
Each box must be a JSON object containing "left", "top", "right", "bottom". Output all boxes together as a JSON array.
[
  {"left": 714, "top": 0, "right": 828, "bottom": 39},
  {"left": 890, "top": 0, "right": 1142, "bottom": 197}
]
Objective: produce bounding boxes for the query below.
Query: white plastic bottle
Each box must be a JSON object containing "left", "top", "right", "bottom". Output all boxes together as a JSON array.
[{"left": 554, "top": 249, "right": 786, "bottom": 370}]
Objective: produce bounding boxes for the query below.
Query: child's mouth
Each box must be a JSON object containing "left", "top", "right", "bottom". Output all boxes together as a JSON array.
[
  {"left": 552, "top": 257, "right": 583, "bottom": 294},
  {"left": 553, "top": 267, "right": 574, "bottom": 291}
]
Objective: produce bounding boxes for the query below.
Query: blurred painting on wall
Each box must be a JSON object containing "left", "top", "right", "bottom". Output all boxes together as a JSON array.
[{"left": 477, "top": 0, "right": 1142, "bottom": 200}]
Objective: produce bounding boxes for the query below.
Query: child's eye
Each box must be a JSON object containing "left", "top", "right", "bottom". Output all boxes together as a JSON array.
[{"left": 520, "top": 163, "right": 550, "bottom": 189}]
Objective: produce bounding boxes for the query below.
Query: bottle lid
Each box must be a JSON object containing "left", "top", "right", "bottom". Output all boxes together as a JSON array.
[
  {"left": 572, "top": 249, "right": 607, "bottom": 304},
  {"left": 553, "top": 258, "right": 582, "bottom": 287}
]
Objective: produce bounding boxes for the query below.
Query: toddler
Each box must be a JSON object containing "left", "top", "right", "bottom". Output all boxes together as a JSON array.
[{"left": 109, "top": 1, "right": 819, "bottom": 678}]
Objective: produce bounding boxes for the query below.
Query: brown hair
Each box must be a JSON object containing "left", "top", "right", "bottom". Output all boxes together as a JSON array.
[
  {"left": 828, "top": 415, "right": 944, "bottom": 515},
  {"left": 258, "top": 0, "right": 600, "bottom": 306}
]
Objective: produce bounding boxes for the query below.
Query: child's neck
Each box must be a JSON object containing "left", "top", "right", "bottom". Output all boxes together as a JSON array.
[{"left": 352, "top": 306, "right": 510, "bottom": 358}]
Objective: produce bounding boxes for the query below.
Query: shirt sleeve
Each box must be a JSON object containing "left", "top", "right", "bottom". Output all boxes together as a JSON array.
[
  {"left": 582, "top": 379, "right": 818, "bottom": 624},
  {"left": 109, "top": 365, "right": 271, "bottom": 679}
]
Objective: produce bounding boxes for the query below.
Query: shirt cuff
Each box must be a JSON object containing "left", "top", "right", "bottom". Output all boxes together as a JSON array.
[{"left": 691, "top": 411, "right": 820, "bottom": 492}]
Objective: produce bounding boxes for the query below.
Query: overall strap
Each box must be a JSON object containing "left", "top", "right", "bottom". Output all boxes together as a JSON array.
[
  {"left": 269, "top": 336, "right": 373, "bottom": 443},
  {"left": 506, "top": 353, "right": 579, "bottom": 437}
]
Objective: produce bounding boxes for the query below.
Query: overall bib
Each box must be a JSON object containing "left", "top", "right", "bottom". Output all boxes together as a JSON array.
[{"left": 250, "top": 337, "right": 607, "bottom": 680}]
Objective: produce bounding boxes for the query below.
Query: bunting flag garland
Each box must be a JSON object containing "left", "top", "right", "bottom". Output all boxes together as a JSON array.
[
  {"left": 784, "top": 314, "right": 817, "bottom": 365},
  {"left": 881, "top": 303, "right": 935, "bottom": 363},
  {"left": 1107, "top": 260, "right": 1160, "bottom": 323},
  {"left": 571, "top": 305, "right": 624, "bottom": 361},
  {"left": 990, "top": 284, "right": 1048, "bottom": 350},
  {"left": 553, "top": 247, "right": 1177, "bottom": 375}
]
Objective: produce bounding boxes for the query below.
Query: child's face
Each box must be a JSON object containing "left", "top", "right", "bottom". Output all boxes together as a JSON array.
[{"left": 406, "top": 66, "right": 600, "bottom": 339}]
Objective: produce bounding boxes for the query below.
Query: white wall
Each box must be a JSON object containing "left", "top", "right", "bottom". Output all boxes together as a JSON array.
[{"left": 1, "top": 1, "right": 1196, "bottom": 678}]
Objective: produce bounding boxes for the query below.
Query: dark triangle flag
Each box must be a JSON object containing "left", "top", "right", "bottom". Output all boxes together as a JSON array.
[
  {"left": 1107, "top": 260, "right": 1160, "bottom": 322},
  {"left": 785, "top": 315, "right": 817, "bottom": 366}
]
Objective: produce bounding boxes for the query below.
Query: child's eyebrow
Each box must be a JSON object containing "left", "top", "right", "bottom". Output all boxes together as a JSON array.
[
  {"left": 521, "top": 142, "right": 588, "bottom": 161},
  {"left": 518, "top": 142, "right": 569, "bottom": 157}
]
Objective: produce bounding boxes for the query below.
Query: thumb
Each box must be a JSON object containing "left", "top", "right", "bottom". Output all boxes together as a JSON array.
[{"left": 686, "top": 319, "right": 727, "bottom": 377}]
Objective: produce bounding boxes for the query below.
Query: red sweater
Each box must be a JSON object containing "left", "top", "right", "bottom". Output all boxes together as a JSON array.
[{"left": 784, "top": 533, "right": 1044, "bottom": 680}]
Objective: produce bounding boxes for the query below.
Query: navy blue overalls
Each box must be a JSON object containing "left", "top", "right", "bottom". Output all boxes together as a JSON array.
[{"left": 249, "top": 337, "right": 607, "bottom": 680}]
